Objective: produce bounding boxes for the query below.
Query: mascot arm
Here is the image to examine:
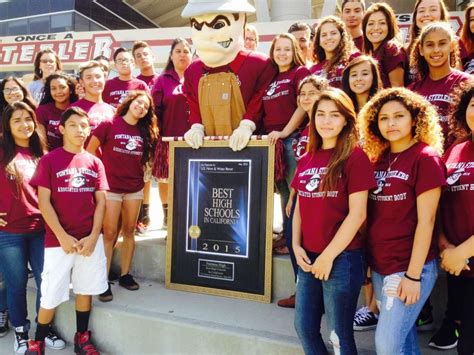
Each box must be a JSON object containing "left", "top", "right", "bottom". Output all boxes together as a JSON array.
[
  {"left": 242, "top": 59, "right": 277, "bottom": 123},
  {"left": 183, "top": 69, "right": 203, "bottom": 125}
]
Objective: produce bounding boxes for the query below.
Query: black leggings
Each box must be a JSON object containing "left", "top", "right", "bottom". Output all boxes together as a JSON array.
[{"left": 450, "top": 275, "right": 474, "bottom": 355}]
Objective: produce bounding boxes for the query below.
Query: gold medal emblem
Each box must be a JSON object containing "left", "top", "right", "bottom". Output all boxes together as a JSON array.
[{"left": 188, "top": 225, "right": 201, "bottom": 239}]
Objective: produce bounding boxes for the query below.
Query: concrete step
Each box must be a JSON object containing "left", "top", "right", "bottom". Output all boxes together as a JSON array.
[{"left": 21, "top": 274, "right": 455, "bottom": 355}]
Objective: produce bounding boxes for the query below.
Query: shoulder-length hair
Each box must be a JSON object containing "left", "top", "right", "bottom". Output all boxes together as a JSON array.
[
  {"left": 448, "top": 79, "right": 474, "bottom": 144},
  {"left": 342, "top": 55, "right": 382, "bottom": 113},
  {"left": 0, "top": 76, "right": 37, "bottom": 113},
  {"left": 307, "top": 88, "right": 358, "bottom": 192},
  {"left": 33, "top": 48, "right": 62, "bottom": 81},
  {"left": 407, "top": 0, "right": 449, "bottom": 56},
  {"left": 359, "top": 87, "right": 443, "bottom": 162},
  {"left": 409, "top": 22, "right": 460, "bottom": 82},
  {"left": 164, "top": 38, "right": 192, "bottom": 73},
  {"left": 116, "top": 91, "right": 159, "bottom": 166},
  {"left": 269, "top": 33, "right": 306, "bottom": 71},
  {"left": 313, "top": 16, "right": 354, "bottom": 73},
  {"left": 40, "top": 73, "right": 78, "bottom": 106},
  {"left": 1, "top": 102, "right": 45, "bottom": 184},
  {"left": 362, "top": 2, "right": 400, "bottom": 54},
  {"left": 461, "top": 3, "right": 474, "bottom": 54}
]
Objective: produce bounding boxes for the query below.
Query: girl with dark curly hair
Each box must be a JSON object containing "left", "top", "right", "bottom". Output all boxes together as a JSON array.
[{"left": 359, "top": 87, "right": 445, "bottom": 354}]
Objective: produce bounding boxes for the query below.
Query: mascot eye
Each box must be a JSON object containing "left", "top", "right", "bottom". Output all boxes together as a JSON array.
[{"left": 213, "top": 21, "right": 226, "bottom": 30}]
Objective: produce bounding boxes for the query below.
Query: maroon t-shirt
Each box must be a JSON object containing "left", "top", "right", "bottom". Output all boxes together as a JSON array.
[
  {"left": 36, "top": 102, "right": 64, "bottom": 150},
  {"left": 93, "top": 116, "right": 144, "bottom": 193},
  {"left": 183, "top": 49, "right": 277, "bottom": 126},
  {"left": 459, "top": 41, "right": 474, "bottom": 75},
  {"left": 353, "top": 35, "right": 364, "bottom": 52},
  {"left": 292, "top": 124, "right": 309, "bottom": 161},
  {"left": 152, "top": 69, "right": 190, "bottom": 137},
  {"left": 262, "top": 66, "right": 310, "bottom": 133},
  {"left": 69, "top": 99, "right": 116, "bottom": 147},
  {"left": 310, "top": 60, "right": 346, "bottom": 89},
  {"left": 291, "top": 147, "right": 376, "bottom": 253},
  {"left": 30, "top": 148, "right": 109, "bottom": 248},
  {"left": 372, "top": 40, "right": 407, "bottom": 88},
  {"left": 102, "top": 77, "right": 149, "bottom": 108},
  {"left": 367, "top": 143, "right": 446, "bottom": 275},
  {"left": 137, "top": 73, "right": 159, "bottom": 90},
  {"left": 0, "top": 147, "right": 43, "bottom": 234},
  {"left": 441, "top": 140, "right": 474, "bottom": 277},
  {"left": 408, "top": 70, "right": 471, "bottom": 146}
]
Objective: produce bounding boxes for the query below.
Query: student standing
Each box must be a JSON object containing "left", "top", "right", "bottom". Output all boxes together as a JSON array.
[
  {"left": 460, "top": 3, "right": 474, "bottom": 74},
  {"left": 438, "top": 81, "right": 474, "bottom": 355},
  {"left": 151, "top": 38, "right": 192, "bottom": 229},
  {"left": 0, "top": 102, "right": 64, "bottom": 353},
  {"left": 311, "top": 16, "right": 358, "bottom": 89},
  {"left": 87, "top": 91, "right": 158, "bottom": 302},
  {"left": 102, "top": 48, "right": 149, "bottom": 108},
  {"left": 26, "top": 107, "right": 109, "bottom": 355},
  {"left": 37, "top": 73, "right": 78, "bottom": 151},
  {"left": 409, "top": 22, "right": 471, "bottom": 149},
  {"left": 340, "top": 0, "right": 366, "bottom": 52},
  {"left": 359, "top": 88, "right": 445, "bottom": 355},
  {"left": 28, "top": 49, "right": 62, "bottom": 103},
  {"left": 293, "top": 89, "right": 375, "bottom": 354},
  {"left": 362, "top": 3, "right": 407, "bottom": 88}
]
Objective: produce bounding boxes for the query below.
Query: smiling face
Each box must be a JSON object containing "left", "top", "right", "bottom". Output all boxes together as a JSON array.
[
  {"left": 273, "top": 37, "right": 294, "bottom": 72},
  {"left": 39, "top": 52, "right": 57, "bottom": 78},
  {"left": 378, "top": 100, "right": 414, "bottom": 145},
  {"left": 129, "top": 95, "right": 150, "bottom": 120},
  {"left": 50, "top": 78, "right": 71, "bottom": 105},
  {"left": 319, "top": 22, "right": 342, "bottom": 56},
  {"left": 3, "top": 79, "right": 24, "bottom": 104},
  {"left": 366, "top": 11, "right": 389, "bottom": 49},
  {"left": 349, "top": 61, "right": 373, "bottom": 95},
  {"left": 80, "top": 66, "right": 105, "bottom": 98},
  {"left": 10, "top": 109, "right": 35, "bottom": 145},
  {"left": 419, "top": 29, "right": 451, "bottom": 69},
  {"left": 191, "top": 13, "right": 245, "bottom": 67},
  {"left": 416, "top": 0, "right": 442, "bottom": 30}
]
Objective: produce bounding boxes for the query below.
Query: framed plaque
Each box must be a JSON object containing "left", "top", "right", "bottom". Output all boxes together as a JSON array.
[{"left": 165, "top": 139, "right": 274, "bottom": 303}]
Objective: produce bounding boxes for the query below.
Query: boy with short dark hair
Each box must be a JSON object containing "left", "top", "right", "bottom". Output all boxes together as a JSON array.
[
  {"left": 26, "top": 107, "right": 109, "bottom": 355},
  {"left": 340, "top": 0, "right": 366, "bottom": 51}
]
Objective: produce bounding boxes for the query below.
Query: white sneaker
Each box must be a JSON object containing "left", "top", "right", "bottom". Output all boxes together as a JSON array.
[
  {"left": 14, "top": 326, "right": 29, "bottom": 354},
  {"left": 45, "top": 327, "right": 66, "bottom": 350}
]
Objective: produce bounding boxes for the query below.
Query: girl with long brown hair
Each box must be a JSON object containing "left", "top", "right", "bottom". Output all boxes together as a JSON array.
[
  {"left": 293, "top": 88, "right": 375, "bottom": 354},
  {"left": 311, "top": 16, "right": 357, "bottom": 89},
  {"left": 87, "top": 91, "right": 158, "bottom": 302},
  {"left": 460, "top": 3, "right": 474, "bottom": 74},
  {"left": 28, "top": 49, "right": 62, "bottom": 103}
]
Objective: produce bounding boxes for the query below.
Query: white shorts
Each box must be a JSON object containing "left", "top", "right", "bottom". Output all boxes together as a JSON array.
[{"left": 40, "top": 235, "right": 108, "bottom": 309}]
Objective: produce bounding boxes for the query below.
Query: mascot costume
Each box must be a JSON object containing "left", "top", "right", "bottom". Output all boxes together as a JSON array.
[{"left": 182, "top": 0, "right": 276, "bottom": 151}]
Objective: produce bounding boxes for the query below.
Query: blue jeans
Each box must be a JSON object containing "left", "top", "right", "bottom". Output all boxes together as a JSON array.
[
  {"left": 372, "top": 258, "right": 438, "bottom": 355},
  {"left": 0, "top": 272, "right": 6, "bottom": 312},
  {"left": 294, "top": 249, "right": 365, "bottom": 355},
  {"left": 0, "top": 231, "right": 44, "bottom": 328}
]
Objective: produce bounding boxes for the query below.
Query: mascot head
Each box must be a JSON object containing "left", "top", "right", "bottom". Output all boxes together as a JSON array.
[{"left": 182, "top": 0, "right": 255, "bottom": 67}]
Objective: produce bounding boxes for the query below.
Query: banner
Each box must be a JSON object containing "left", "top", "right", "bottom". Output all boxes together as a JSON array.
[{"left": 166, "top": 140, "right": 274, "bottom": 302}]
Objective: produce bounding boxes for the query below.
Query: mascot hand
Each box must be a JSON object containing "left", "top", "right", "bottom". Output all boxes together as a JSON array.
[
  {"left": 229, "top": 119, "right": 256, "bottom": 151},
  {"left": 184, "top": 124, "right": 205, "bottom": 149}
]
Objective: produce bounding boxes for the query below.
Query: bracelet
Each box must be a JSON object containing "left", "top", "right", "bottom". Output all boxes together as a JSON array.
[{"left": 404, "top": 273, "right": 421, "bottom": 282}]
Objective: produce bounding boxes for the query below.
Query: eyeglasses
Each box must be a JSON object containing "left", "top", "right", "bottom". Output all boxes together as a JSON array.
[
  {"left": 40, "top": 59, "right": 55, "bottom": 64},
  {"left": 115, "top": 59, "right": 132, "bottom": 64},
  {"left": 245, "top": 37, "right": 256, "bottom": 42},
  {"left": 3, "top": 87, "right": 21, "bottom": 95}
]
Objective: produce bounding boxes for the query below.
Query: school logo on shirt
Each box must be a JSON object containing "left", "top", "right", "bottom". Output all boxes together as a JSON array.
[
  {"left": 266, "top": 82, "right": 278, "bottom": 96},
  {"left": 71, "top": 173, "right": 86, "bottom": 188},
  {"left": 125, "top": 137, "right": 138, "bottom": 151},
  {"left": 305, "top": 173, "right": 321, "bottom": 192}
]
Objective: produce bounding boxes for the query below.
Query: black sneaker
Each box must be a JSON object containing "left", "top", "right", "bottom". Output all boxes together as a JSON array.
[
  {"left": 98, "top": 282, "right": 113, "bottom": 302},
  {"left": 0, "top": 310, "right": 9, "bottom": 337},
  {"left": 119, "top": 274, "right": 139, "bottom": 290},
  {"left": 108, "top": 269, "right": 119, "bottom": 282},
  {"left": 416, "top": 309, "right": 434, "bottom": 331},
  {"left": 353, "top": 306, "right": 378, "bottom": 331},
  {"left": 428, "top": 319, "right": 459, "bottom": 350}
]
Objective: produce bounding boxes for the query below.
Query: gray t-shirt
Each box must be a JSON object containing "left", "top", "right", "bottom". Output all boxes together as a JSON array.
[{"left": 27, "top": 80, "right": 44, "bottom": 103}]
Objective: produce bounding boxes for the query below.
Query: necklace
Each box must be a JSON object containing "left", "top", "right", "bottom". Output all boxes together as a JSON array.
[{"left": 387, "top": 152, "right": 400, "bottom": 173}]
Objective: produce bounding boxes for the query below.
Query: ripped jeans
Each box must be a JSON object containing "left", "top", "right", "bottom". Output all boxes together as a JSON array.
[
  {"left": 294, "top": 249, "right": 364, "bottom": 355},
  {"left": 372, "top": 258, "right": 438, "bottom": 355}
]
